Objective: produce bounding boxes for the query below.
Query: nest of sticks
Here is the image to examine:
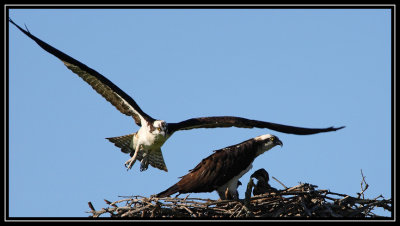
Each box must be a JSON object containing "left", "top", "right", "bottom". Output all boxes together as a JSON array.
[{"left": 87, "top": 174, "right": 391, "bottom": 219}]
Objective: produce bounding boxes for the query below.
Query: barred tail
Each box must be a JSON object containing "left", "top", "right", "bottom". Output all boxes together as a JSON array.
[
  {"left": 156, "top": 184, "right": 180, "bottom": 198},
  {"left": 106, "top": 133, "right": 168, "bottom": 172}
]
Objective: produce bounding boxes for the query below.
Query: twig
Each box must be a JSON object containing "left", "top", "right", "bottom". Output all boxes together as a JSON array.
[
  {"left": 88, "top": 202, "right": 95, "bottom": 211},
  {"left": 87, "top": 182, "right": 391, "bottom": 218},
  {"left": 272, "top": 176, "right": 288, "bottom": 189},
  {"left": 358, "top": 169, "right": 369, "bottom": 199}
]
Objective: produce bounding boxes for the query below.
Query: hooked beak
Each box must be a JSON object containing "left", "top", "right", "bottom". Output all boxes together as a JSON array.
[{"left": 274, "top": 137, "right": 283, "bottom": 147}]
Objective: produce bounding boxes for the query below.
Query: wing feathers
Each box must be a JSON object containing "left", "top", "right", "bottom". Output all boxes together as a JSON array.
[
  {"left": 168, "top": 116, "right": 344, "bottom": 135},
  {"left": 9, "top": 18, "right": 154, "bottom": 126},
  {"left": 159, "top": 138, "right": 259, "bottom": 196},
  {"left": 106, "top": 133, "right": 136, "bottom": 154},
  {"left": 157, "top": 183, "right": 180, "bottom": 198}
]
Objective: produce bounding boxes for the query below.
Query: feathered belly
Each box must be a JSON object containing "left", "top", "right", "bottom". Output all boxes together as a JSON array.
[{"left": 135, "top": 130, "right": 167, "bottom": 150}]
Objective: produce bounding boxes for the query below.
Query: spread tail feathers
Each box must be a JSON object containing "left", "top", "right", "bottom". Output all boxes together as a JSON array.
[
  {"left": 106, "top": 133, "right": 168, "bottom": 172},
  {"left": 156, "top": 184, "right": 180, "bottom": 198}
]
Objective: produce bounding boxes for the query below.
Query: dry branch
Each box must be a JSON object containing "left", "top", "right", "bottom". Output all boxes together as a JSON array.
[{"left": 87, "top": 183, "right": 391, "bottom": 219}]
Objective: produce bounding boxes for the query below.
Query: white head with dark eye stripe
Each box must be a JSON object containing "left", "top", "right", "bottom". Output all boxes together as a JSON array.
[
  {"left": 255, "top": 134, "right": 283, "bottom": 156},
  {"left": 152, "top": 120, "right": 167, "bottom": 137}
]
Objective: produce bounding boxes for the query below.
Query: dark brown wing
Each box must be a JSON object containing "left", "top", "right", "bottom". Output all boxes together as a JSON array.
[
  {"left": 167, "top": 116, "right": 345, "bottom": 135},
  {"left": 9, "top": 18, "right": 154, "bottom": 126},
  {"left": 161, "top": 138, "right": 259, "bottom": 196}
]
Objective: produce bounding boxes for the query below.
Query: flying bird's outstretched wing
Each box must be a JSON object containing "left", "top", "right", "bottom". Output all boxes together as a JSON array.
[
  {"left": 167, "top": 116, "right": 345, "bottom": 135},
  {"left": 9, "top": 18, "right": 154, "bottom": 126},
  {"left": 10, "top": 18, "right": 345, "bottom": 174}
]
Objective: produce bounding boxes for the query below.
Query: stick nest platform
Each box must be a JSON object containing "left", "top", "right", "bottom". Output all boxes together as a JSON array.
[{"left": 87, "top": 182, "right": 391, "bottom": 219}]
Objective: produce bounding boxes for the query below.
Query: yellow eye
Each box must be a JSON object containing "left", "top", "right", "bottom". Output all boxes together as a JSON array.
[
  {"left": 157, "top": 128, "right": 161, "bottom": 131},
  {"left": 270, "top": 137, "right": 275, "bottom": 141}
]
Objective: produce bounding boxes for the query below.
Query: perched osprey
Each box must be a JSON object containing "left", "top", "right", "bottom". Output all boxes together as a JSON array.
[
  {"left": 156, "top": 134, "right": 283, "bottom": 199},
  {"left": 9, "top": 19, "right": 344, "bottom": 172},
  {"left": 251, "top": 168, "right": 278, "bottom": 196}
]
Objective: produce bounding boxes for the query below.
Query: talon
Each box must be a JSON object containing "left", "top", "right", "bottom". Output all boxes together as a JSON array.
[
  {"left": 140, "top": 154, "right": 149, "bottom": 172},
  {"left": 140, "top": 161, "right": 149, "bottom": 171},
  {"left": 124, "top": 143, "right": 141, "bottom": 171},
  {"left": 124, "top": 158, "right": 136, "bottom": 170}
]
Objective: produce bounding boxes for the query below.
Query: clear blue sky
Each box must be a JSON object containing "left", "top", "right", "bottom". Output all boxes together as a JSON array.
[{"left": 8, "top": 8, "right": 392, "bottom": 218}]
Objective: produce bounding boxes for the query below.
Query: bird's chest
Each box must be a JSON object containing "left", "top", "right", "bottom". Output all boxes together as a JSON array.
[{"left": 135, "top": 127, "right": 167, "bottom": 149}]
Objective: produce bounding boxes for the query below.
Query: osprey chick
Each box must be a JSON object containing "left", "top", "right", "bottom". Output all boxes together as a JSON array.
[{"left": 251, "top": 168, "right": 278, "bottom": 196}]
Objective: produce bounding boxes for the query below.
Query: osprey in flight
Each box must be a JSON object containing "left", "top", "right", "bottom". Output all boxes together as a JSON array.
[
  {"left": 9, "top": 19, "right": 344, "bottom": 172},
  {"left": 156, "top": 134, "right": 283, "bottom": 199}
]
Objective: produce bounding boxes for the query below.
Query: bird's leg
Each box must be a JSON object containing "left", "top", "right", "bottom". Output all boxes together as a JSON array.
[
  {"left": 224, "top": 189, "right": 230, "bottom": 200},
  {"left": 140, "top": 152, "right": 149, "bottom": 171},
  {"left": 125, "top": 143, "right": 141, "bottom": 170},
  {"left": 217, "top": 190, "right": 226, "bottom": 200}
]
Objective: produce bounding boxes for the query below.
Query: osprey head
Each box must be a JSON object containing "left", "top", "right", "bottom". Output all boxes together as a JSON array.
[
  {"left": 152, "top": 120, "right": 167, "bottom": 137},
  {"left": 255, "top": 134, "right": 283, "bottom": 156}
]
